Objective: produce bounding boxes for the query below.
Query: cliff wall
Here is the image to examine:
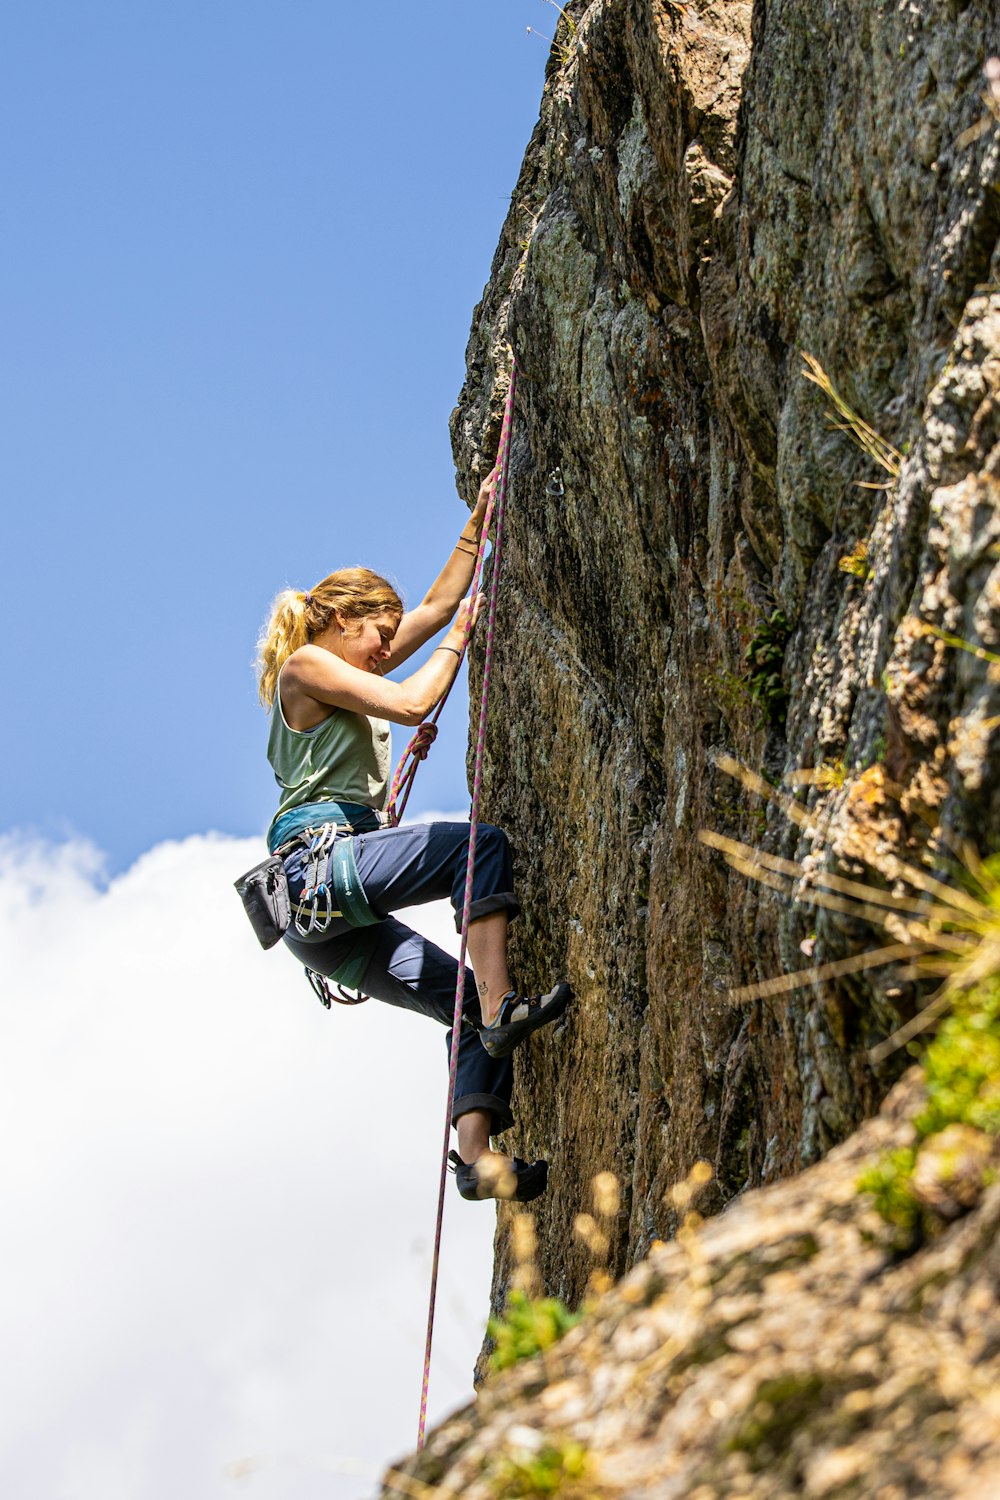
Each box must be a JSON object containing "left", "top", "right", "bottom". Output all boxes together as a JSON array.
[{"left": 449, "top": 0, "right": 1000, "bottom": 1309}]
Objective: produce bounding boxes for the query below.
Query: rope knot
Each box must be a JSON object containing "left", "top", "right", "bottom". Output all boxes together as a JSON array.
[{"left": 411, "top": 722, "right": 438, "bottom": 761}]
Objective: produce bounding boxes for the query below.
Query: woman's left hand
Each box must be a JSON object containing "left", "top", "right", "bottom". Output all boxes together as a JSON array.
[
  {"left": 444, "top": 592, "right": 485, "bottom": 651},
  {"left": 470, "top": 465, "right": 498, "bottom": 527}
]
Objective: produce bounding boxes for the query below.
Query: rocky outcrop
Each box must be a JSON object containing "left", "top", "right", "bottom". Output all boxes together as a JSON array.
[
  {"left": 449, "top": 0, "right": 1000, "bottom": 1311},
  {"left": 381, "top": 1073, "right": 1000, "bottom": 1498}
]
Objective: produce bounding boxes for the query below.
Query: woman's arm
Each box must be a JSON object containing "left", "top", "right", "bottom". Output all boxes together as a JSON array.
[
  {"left": 281, "top": 598, "right": 481, "bottom": 728},
  {"left": 387, "top": 467, "right": 496, "bottom": 669}
]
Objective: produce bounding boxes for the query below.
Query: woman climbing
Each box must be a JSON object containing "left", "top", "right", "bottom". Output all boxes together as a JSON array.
[{"left": 255, "top": 466, "right": 571, "bottom": 1202}]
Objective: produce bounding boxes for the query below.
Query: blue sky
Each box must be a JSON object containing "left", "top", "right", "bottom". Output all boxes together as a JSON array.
[
  {"left": 2, "top": 1, "right": 551, "bottom": 870},
  {"left": 1, "top": 8, "right": 560, "bottom": 1496}
]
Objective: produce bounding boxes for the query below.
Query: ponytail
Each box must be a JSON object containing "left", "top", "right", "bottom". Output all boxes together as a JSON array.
[
  {"left": 256, "top": 590, "right": 310, "bottom": 707},
  {"left": 256, "top": 567, "right": 403, "bottom": 708}
]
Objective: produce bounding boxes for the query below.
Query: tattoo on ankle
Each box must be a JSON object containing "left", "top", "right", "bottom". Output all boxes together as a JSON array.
[{"left": 478, "top": 980, "right": 489, "bottom": 1000}]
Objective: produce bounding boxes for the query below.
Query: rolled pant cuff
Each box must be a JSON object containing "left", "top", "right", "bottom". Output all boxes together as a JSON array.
[
  {"left": 453, "top": 1092, "right": 515, "bottom": 1135},
  {"left": 461, "top": 892, "right": 522, "bottom": 932}
]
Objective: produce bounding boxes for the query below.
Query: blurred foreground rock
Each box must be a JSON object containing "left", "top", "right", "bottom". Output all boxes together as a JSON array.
[{"left": 381, "top": 1073, "right": 1000, "bottom": 1498}]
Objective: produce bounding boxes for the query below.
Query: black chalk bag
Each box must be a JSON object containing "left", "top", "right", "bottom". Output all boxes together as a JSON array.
[{"left": 234, "top": 855, "right": 291, "bottom": 949}]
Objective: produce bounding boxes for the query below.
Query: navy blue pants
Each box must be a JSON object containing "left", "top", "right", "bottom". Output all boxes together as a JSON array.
[{"left": 281, "top": 822, "right": 519, "bottom": 1134}]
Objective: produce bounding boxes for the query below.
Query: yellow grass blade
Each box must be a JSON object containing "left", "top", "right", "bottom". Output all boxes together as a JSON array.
[{"left": 728, "top": 942, "right": 917, "bottom": 1003}]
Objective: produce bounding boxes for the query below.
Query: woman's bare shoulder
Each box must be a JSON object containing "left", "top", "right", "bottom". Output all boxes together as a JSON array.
[
  {"left": 277, "top": 647, "right": 347, "bottom": 728},
  {"left": 280, "top": 643, "right": 341, "bottom": 684}
]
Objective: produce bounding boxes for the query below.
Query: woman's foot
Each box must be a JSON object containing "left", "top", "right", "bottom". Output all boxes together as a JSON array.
[
  {"left": 448, "top": 1149, "right": 549, "bottom": 1202},
  {"left": 479, "top": 981, "right": 573, "bottom": 1058}
]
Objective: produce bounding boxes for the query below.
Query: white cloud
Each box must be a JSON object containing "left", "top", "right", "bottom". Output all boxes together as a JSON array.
[{"left": 0, "top": 828, "right": 497, "bottom": 1500}]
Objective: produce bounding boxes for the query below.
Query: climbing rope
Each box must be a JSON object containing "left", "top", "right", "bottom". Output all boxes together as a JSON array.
[
  {"left": 385, "top": 715, "right": 440, "bottom": 828},
  {"left": 416, "top": 362, "right": 517, "bottom": 1449}
]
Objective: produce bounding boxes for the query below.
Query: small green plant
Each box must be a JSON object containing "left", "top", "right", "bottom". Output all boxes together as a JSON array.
[
  {"left": 703, "top": 665, "right": 752, "bottom": 721},
  {"left": 526, "top": 0, "right": 579, "bottom": 63},
  {"left": 489, "top": 1438, "right": 592, "bottom": 1498},
  {"left": 488, "top": 1173, "right": 620, "bottom": 1373},
  {"left": 858, "top": 978, "right": 1000, "bottom": 1245},
  {"left": 787, "top": 758, "right": 849, "bottom": 792},
  {"left": 838, "top": 539, "right": 872, "bottom": 579},
  {"left": 802, "top": 352, "right": 902, "bottom": 481},
  {"left": 487, "top": 1208, "right": 578, "bottom": 1374},
  {"left": 856, "top": 1145, "right": 921, "bottom": 1239},
  {"left": 488, "top": 1288, "right": 583, "bottom": 1372},
  {"left": 744, "top": 609, "right": 791, "bottom": 727}
]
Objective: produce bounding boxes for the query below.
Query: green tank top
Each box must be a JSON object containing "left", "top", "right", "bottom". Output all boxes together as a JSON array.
[{"left": 266, "top": 673, "right": 392, "bottom": 843}]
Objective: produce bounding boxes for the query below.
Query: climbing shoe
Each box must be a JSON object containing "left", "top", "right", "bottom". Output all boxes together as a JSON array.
[
  {"left": 448, "top": 1150, "right": 549, "bottom": 1202},
  {"left": 478, "top": 981, "right": 573, "bottom": 1059}
]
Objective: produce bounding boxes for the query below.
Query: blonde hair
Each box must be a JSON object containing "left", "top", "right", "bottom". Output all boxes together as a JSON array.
[{"left": 256, "top": 566, "right": 404, "bottom": 708}]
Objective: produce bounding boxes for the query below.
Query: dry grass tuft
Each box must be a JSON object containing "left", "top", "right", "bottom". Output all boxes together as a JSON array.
[
  {"left": 957, "top": 56, "right": 1000, "bottom": 148},
  {"left": 801, "top": 353, "right": 902, "bottom": 481},
  {"left": 701, "top": 756, "right": 1000, "bottom": 1062}
]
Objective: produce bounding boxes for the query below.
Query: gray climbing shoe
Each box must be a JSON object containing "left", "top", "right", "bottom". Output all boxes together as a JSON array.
[{"left": 479, "top": 981, "right": 573, "bottom": 1059}]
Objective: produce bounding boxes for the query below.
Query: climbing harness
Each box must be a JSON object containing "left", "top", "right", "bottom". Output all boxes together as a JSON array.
[{"left": 416, "top": 361, "right": 517, "bottom": 1450}]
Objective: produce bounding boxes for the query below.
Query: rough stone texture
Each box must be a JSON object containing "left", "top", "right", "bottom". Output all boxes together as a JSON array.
[
  {"left": 381, "top": 1074, "right": 1000, "bottom": 1499},
  {"left": 447, "top": 0, "right": 1000, "bottom": 1316}
]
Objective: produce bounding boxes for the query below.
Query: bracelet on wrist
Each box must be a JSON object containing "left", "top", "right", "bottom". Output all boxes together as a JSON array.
[{"left": 436, "top": 645, "right": 463, "bottom": 659}]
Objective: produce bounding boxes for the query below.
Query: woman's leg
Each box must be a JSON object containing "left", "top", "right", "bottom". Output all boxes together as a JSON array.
[
  {"left": 284, "top": 913, "right": 513, "bottom": 1162},
  {"left": 455, "top": 1108, "right": 494, "bottom": 1163},
  {"left": 465, "top": 911, "right": 510, "bottom": 1024},
  {"left": 352, "top": 822, "right": 570, "bottom": 1051},
  {"left": 350, "top": 822, "right": 521, "bottom": 1023}
]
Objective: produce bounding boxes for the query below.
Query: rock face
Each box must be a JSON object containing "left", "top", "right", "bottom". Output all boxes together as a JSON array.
[
  {"left": 449, "top": 0, "right": 1000, "bottom": 1311},
  {"left": 381, "top": 1074, "right": 1000, "bottom": 1498}
]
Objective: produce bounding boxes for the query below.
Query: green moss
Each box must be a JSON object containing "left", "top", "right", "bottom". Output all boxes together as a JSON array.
[
  {"left": 838, "top": 539, "right": 872, "bottom": 579},
  {"left": 857, "top": 1145, "right": 921, "bottom": 1242},
  {"left": 744, "top": 609, "right": 791, "bottom": 728},
  {"left": 918, "top": 988, "right": 1000, "bottom": 1138},
  {"left": 858, "top": 979, "right": 1000, "bottom": 1242},
  {"left": 704, "top": 609, "right": 792, "bottom": 733},
  {"left": 729, "top": 1372, "right": 825, "bottom": 1463},
  {"left": 489, "top": 1438, "right": 592, "bottom": 1498},
  {"left": 488, "top": 1289, "right": 583, "bottom": 1373},
  {"left": 703, "top": 665, "right": 752, "bottom": 720}
]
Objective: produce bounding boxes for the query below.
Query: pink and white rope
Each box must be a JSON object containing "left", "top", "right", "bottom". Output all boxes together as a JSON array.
[
  {"left": 416, "top": 362, "right": 517, "bottom": 1450},
  {"left": 384, "top": 412, "right": 507, "bottom": 828}
]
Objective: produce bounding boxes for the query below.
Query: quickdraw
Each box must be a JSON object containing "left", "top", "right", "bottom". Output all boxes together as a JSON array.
[{"left": 292, "top": 823, "right": 341, "bottom": 936}]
